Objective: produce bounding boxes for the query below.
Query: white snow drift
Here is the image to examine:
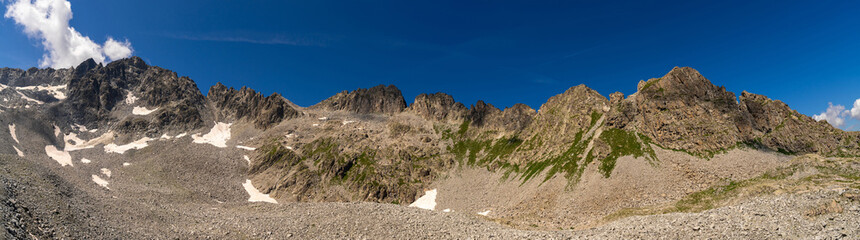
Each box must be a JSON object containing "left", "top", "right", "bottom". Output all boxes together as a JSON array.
[
  {"left": 8, "top": 124, "right": 19, "bottom": 144},
  {"left": 17, "top": 85, "right": 66, "bottom": 100},
  {"left": 91, "top": 175, "right": 109, "bottom": 189},
  {"left": 408, "top": 189, "right": 437, "bottom": 210},
  {"left": 243, "top": 179, "right": 277, "bottom": 203},
  {"left": 104, "top": 137, "right": 152, "bottom": 154},
  {"left": 13, "top": 146, "right": 24, "bottom": 157},
  {"left": 132, "top": 106, "right": 158, "bottom": 115},
  {"left": 100, "top": 168, "right": 112, "bottom": 177},
  {"left": 192, "top": 122, "right": 232, "bottom": 148},
  {"left": 45, "top": 145, "right": 72, "bottom": 166},
  {"left": 477, "top": 210, "right": 491, "bottom": 216},
  {"left": 236, "top": 145, "right": 255, "bottom": 151}
]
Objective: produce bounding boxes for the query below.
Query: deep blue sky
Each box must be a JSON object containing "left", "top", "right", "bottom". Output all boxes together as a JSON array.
[{"left": 2, "top": 1, "right": 859, "bottom": 129}]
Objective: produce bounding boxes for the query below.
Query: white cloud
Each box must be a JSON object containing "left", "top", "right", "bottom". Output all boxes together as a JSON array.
[
  {"left": 850, "top": 98, "right": 860, "bottom": 121},
  {"left": 103, "top": 37, "right": 133, "bottom": 60},
  {"left": 4, "top": 0, "right": 133, "bottom": 68},
  {"left": 813, "top": 102, "right": 848, "bottom": 128}
]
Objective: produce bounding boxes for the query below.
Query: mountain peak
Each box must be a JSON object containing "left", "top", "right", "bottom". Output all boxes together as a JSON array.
[{"left": 310, "top": 84, "right": 407, "bottom": 114}]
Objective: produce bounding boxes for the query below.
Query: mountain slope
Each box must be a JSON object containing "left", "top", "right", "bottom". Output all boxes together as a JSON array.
[{"left": 0, "top": 57, "right": 857, "bottom": 238}]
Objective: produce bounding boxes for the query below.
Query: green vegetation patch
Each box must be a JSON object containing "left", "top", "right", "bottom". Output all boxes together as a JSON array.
[
  {"left": 598, "top": 129, "right": 658, "bottom": 178},
  {"left": 520, "top": 131, "right": 588, "bottom": 183},
  {"left": 641, "top": 78, "right": 661, "bottom": 91},
  {"left": 590, "top": 111, "right": 603, "bottom": 126}
]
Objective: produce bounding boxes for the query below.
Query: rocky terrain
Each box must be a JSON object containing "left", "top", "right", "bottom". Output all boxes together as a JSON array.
[{"left": 1, "top": 57, "right": 858, "bottom": 239}]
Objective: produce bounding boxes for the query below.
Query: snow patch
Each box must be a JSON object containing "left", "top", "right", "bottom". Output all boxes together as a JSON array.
[
  {"left": 123, "top": 162, "right": 131, "bottom": 166},
  {"left": 244, "top": 155, "right": 251, "bottom": 166},
  {"left": 236, "top": 145, "right": 255, "bottom": 151},
  {"left": 312, "top": 124, "right": 319, "bottom": 127},
  {"left": 159, "top": 133, "right": 172, "bottom": 140},
  {"left": 100, "top": 168, "right": 112, "bottom": 177},
  {"left": 175, "top": 132, "right": 187, "bottom": 138},
  {"left": 45, "top": 145, "right": 73, "bottom": 166},
  {"left": 13, "top": 146, "right": 24, "bottom": 157},
  {"left": 477, "top": 210, "right": 491, "bottom": 216},
  {"left": 104, "top": 137, "right": 152, "bottom": 154},
  {"left": 443, "top": 209, "right": 451, "bottom": 212},
  {"left": 243, "top": 179, "right": 277, "bottom": 203},
  {"left": 53, "top": 125, "right": 61, "bottom": 137},
  {"left": 8, "top": 124, "right": 19, "bottom": 144},
  {"left": 132, "top": 106, "right": 158, "bottom": 115},
  {"left": 318, "top": 117, "right": 328, "bottom": 121},
  {"left": 286, "top": 146, "right": 293, "bottom": 150},
  {"left": 17, "top": 92, "right": 43, "bottom": 104},
  {"left": 92, "top": 175, "right": 109, "bottom": 189},
  {"left": 408, "top": 189, "right": 437, "bottom": 210},
  {"left": 64, "top": 132, "right": 114, "bottom": 151},
  {"left": 125, "top": 93, "right": 137, "bottom": 104},
  {"left": 342, "top": 120, "right": 356, "bottom": 125},
  {"left": 17, "top": 85, "right": 66, "bottom": 100},
  {"left": 192, "top": 122, "right": 232, "bottom": 148},
  {"left": 81, "top": 158, "right": 91, "bottom": 164}
]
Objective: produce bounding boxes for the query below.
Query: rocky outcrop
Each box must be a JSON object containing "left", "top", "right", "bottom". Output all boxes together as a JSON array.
[
  {"left": 467, "top": 100, "right": 502, "bottom": 127},
  {"left": 0, "top": 67, "right": 72, "bottom": 87},
  {"left": 498, "top": 104, "right": 536, "bottom": 132},
  {"left": 207, "top": 83, "right": 300, "bottom": 129},
  {"left": 407, "top": 92, "right": 467, "bottom": 122},
  {"left": 62, "top": 57, "right": 208, "bottom": 133},
  {"left": 739, "top": 91, "right": 860, "bottom": 156},
  {"left": 608, "top": 67, "right": 745, "bottom": 154},
  {"left": 311, "top": 85, "right": 406, "bottom": 114}
]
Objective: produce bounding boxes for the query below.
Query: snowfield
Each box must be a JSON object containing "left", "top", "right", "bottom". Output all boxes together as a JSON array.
[
  {"left": 45, "top": 145, "right": 73, "bottom": 166},
  {"left": 408, "top": 189, "right": 437, "bottom": 210},
  {"left": 192, "top": 122, "right": 232, "bottom": 148},
  {"left": 17, "top": 84, "right": 67, "bottom": 100},
  {"left": 17, "top": 91, "right": 44, "bottom": 104},
  {"left": 243, "top": 179, "right": 278, "bottom": 203}
]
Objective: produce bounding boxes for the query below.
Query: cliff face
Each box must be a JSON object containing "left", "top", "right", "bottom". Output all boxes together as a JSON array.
[
  {"left": 739, "top": 91, "right": 860, "bottom": 156},
  {"left": 407, "top": 92, "right": 468, "bottom": 123},
  {"left": 207, "top": 83, "right": 300, "bottom": 129},
  {"left": 61, "top": 57, "right": 208, "bottom": 134},
  {"left": 310, "top": 84, "right": 407, "bottom": 114},
  {"left": 607, "top": 67, "right": 745, "bottom": 153}
]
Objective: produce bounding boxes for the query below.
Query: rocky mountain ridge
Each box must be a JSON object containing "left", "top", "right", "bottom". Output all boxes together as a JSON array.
[{"left": 1, "top": 57, "right": 858, "bottom": 238}]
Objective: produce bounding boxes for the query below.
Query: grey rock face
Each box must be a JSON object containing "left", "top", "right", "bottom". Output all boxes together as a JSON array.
[
  {"left": 467, "top": 100, "right": 502, "bottom": 127},
  {"left": 207, "top": 83, "right": 300, "bottom": 129},
  {"left": 407, "top": 92, "right": 467, "bottom": 122},
  {"left": 311, "top": 84, "right": 406, "bottom": 114},
  {"left": 739, "top": 91, "right": 860, "bottom": 156},
  {"left": 497, "top": 103, "right": 536, "bottom": 132},
  {"left": 608, "top": 67, "right": 746, "bottom": 153},
  {"left": 62, "top": 57, "right": 208, "bottom": 133}
]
